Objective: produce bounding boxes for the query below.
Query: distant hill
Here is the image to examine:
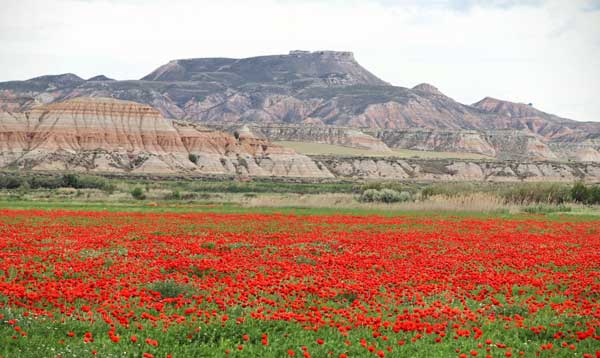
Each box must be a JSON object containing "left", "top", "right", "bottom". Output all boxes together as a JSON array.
[{"left": 0, "top": 50, "right": 598, "bottom": 162}]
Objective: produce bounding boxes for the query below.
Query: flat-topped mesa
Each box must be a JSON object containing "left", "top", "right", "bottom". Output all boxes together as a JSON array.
[
  {"left": 87, "top": 75, "right": 114, "bottom": 82},
  {"left": 289, "top": 50, "right": 355, "bottom": 61},
  {"left": 141, "top": 50, "right": 387, "bottom": 86}
]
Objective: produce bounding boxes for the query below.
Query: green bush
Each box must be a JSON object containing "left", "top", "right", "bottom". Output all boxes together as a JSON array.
[
  {"left": 570, "top": 182, "right": 589, "bottom": 203},
  {"left": 501, "top": 183, "right": 571, "bottom": 205},
  {"left": 358, "top": 188, "right": 412, "bottom": 203},
  {"left": 63, "top": 174, "right": 115, "bottom": 192},
  {"left": 166, "top": 190, "right": 181, "bottom": 200},
  {"left": 569, "top": 182, "right": 600, "bottom": 205},
  {"left": 420, "top": 183, "right": 478, "bottom": 199},
  {"left": 188, "top": 153, "right": 199, "bottom": 164},
  {"left": 359, "top": 189, "right": 380, "bottom": 202},
  {"left": 131, "top": 187, "right": 146, "bottom": 200},
  {"left": 1, "top": 174, "right": 114, "bottom": 192},
  {"left": 28, "top": 176, "right": 64, "bottom": 189},
  {"left": 589, "top": 186, "right": 600, "bottom": 205},
  {"left": 0, "top": 176, "right": 24, "bottom": 189}
]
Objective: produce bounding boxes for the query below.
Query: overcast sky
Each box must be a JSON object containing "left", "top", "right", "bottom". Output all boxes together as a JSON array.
[{"left": 1, "top": 0, "right": 599, "bottom": 121}]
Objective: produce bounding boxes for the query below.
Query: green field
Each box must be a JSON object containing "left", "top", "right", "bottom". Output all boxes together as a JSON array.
[{"left": 274, "top": 141, "right": 494, "bottom": 160}]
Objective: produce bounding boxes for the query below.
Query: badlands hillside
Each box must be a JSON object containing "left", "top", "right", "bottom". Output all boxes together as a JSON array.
[
  {"left": 0, "top": 96, "right": 599, "bottom": 181},
  {"left": 0, "top": 97, "right": 330, "bottom": 177}
]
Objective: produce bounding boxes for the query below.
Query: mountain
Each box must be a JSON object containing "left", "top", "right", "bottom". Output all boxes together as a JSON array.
[
  {"left": 141, "top": 50, "right": 388, "bottom": 86},
  {"left": 0, "top": 50, "right": 598, "bottom": 162}
]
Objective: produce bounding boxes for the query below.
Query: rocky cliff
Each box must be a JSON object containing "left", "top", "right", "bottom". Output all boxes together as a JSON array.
[
  {"left": 313, "top": 156, "right": 600, "bottom": 182},
  {"left": 0, "top": 50, "right": 599, "bottom": 162},
  {"left": 0, "top": 97, "right": 332, "bottom": 177}
]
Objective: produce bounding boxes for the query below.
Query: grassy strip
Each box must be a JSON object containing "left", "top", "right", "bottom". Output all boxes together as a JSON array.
[{"left": 1, "top": 198, "right": 599, "bottom": 222}]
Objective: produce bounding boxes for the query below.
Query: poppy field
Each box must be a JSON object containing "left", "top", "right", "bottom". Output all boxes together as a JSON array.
[{"left": 0, "top": 209, "right": 599, "bottom": 357}]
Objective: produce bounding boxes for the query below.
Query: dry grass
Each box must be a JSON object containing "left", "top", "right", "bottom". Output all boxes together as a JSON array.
[{"left": 243, "top": 192, "right": 517, "bottom": 213}]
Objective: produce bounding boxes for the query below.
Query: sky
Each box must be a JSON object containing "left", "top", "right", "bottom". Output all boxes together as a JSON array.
[{"left": 0, "top": 0, "right": 599, "bottom": 121}]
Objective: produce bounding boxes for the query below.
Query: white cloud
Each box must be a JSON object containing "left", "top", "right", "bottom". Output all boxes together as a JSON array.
[{"left": 0, "top": 0, "right": 598, "bottom": 121}]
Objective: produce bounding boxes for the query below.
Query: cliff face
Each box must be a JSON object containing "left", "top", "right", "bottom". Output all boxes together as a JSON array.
[
  {"left": 313, "top": 156, "right": 600, "bottom": 182},
  {"left": 368, "top": 129, "right": 497, "bottom": 157},
  {"left": 0, "top": 97, "right": 332, "bottom": 177},
  {"left": 0, "top": 50, "right": 598, "bottom": 163}
]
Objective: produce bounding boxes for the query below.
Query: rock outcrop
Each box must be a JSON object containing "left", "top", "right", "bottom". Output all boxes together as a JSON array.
[
  {"left": 313, "top": 156, "right": 600, "bottom": 182},
  {"left": 0, "top": 97, "right": 332, "bottom": 177},
  {"left": 368, "top": 129, "right": 496, "bottom": 157}
]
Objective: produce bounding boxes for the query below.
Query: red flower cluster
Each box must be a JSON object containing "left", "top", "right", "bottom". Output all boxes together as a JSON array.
[{"left": 0, "top": 209, "right": 599, "bottom": 357}]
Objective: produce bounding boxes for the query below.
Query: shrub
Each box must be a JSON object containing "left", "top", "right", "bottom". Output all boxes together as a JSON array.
[
  {"left": 588, "top": 186, "right": 600, "bottom": 205},
  {"left": 62, "top": 174, "right": 115, "bottom": 192},
  {"left": 571, "top": 182, "right": 589, "bottom": 203},
  {"left": 166, "top": 190, "right": 181, "bottom": 200},
  {"left": 62, "top": 174, "right": 79, "bottom": 188},
  {"left": 569, "top": 183, "right": 600, "bottom": 205},
  {"left": 358, "top": 188, "right": 411, "bottom": 203},
  {"left": 28, "top": 176, "right": 64, "bottom": 189},
  {"left": 397, "top": 191, "right": 413, "bottom": 202},
  {"left": 359, "top": 189, "right": 380, "bottom": 202},
  {"left": 502, "top": 183, "right": 571, "bottom": 205},
  {"left": 188, "top": 153, "right": 199, "bottom": 164},
  {"left": 420, "top": 183, "right": 477, "bottom": 199},
  {"left": 131, "top": 187, "right": 146, "bottom": 200},
  {"left": 378, "top": 188, "right": 403, "bottom": 203},
  {"left": 0, "top": 176, "right": 24, "bottom": 189}
]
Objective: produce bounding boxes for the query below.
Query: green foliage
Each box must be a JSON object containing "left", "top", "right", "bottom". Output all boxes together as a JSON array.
[
  {"left": 146, "top": 280, "right": 189, "bottom": 299},
  {"left": 201, "top": 242, "right": 216, "bottom": 249},
  {"left": 359, "top": 188, "right": 412, "bottom": 203},
  {"left": 523, "top": 204, "right": 572, "bottom": 214},
  {"left": 172, "top": 190, "right": 182, "bottom": 200},
  {"left": 188, "top": 153, "right": 199, "bottom": 164},
  {"left": 570, "top": 182, "right": 600, "bottom": 204},
  {"left": 0, "top": 174, "right": 114, "bottom": 192},
  {"left": 28, "top": 176, "right": 65, "bottom": 189},
  {"left": 62, "top": 174, "right": 115, "bottom": 192},
  {"left": 0, "top": 175, "right": 23, "bottom": 189},
  {"left": 420, "top": 182, "right": 479, "bottom": 199},
  {"left": 570, "top": 182, "right": 588, "bottom": 203},
  {"left": 589, "top": 186, "right": 600, "bottom": 204},
  {"left": 130, "top": 187, "right": 146, "bottom": 200},
  {"left": 501, "top": 183, "right": 571, "bottom": 205}
]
